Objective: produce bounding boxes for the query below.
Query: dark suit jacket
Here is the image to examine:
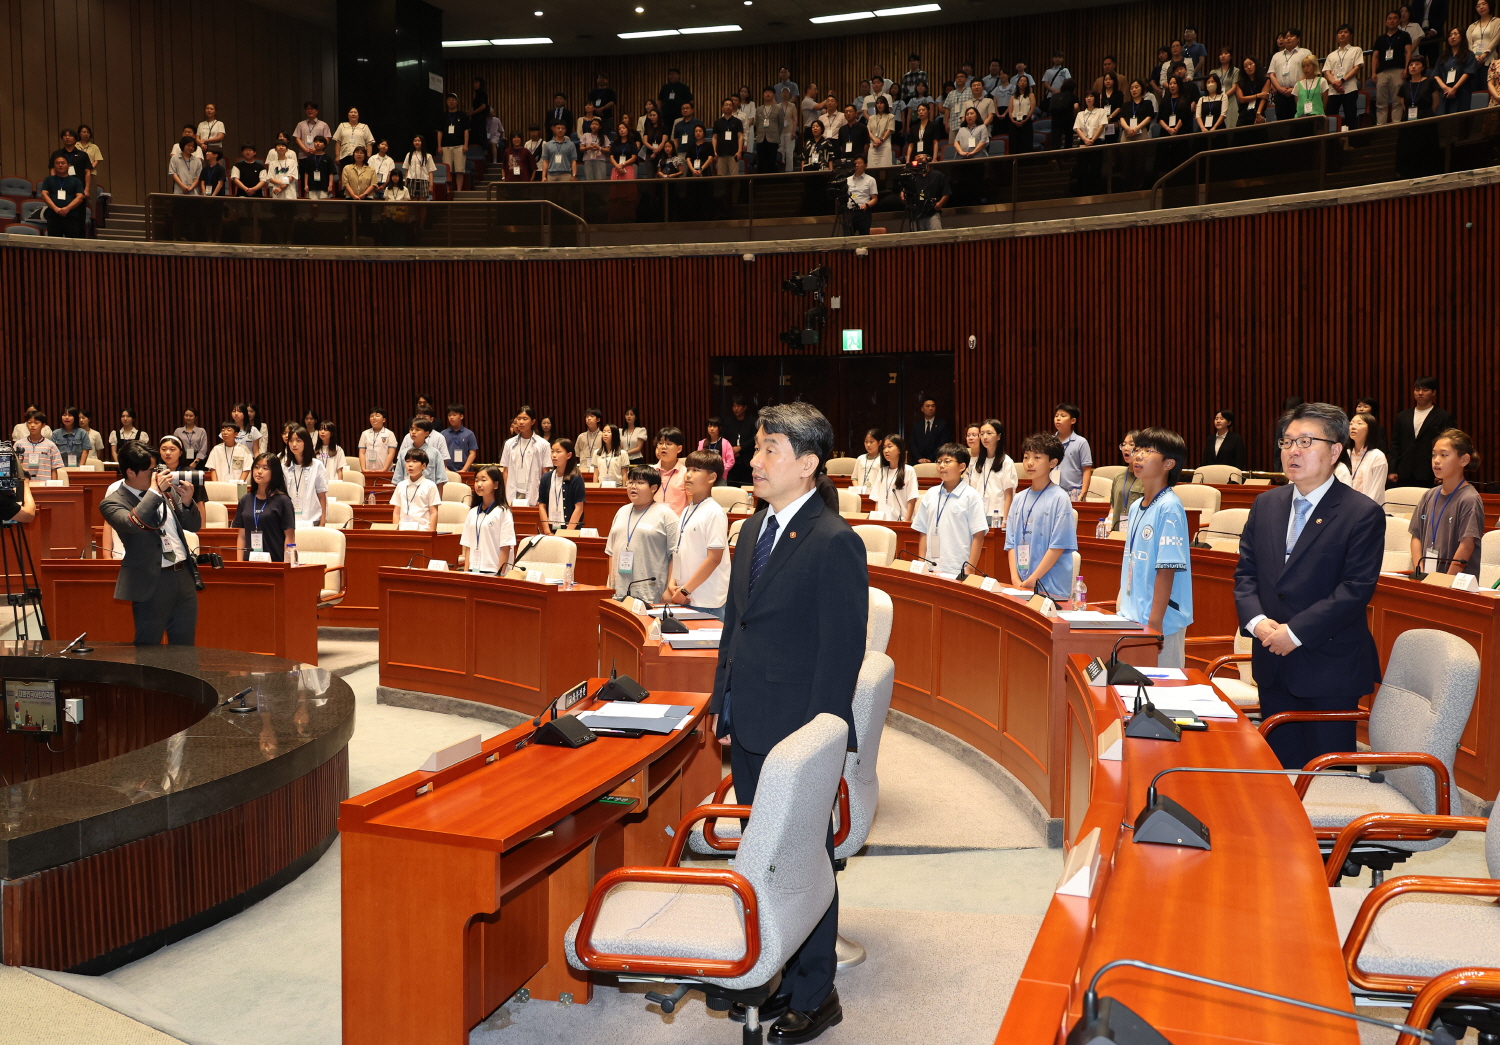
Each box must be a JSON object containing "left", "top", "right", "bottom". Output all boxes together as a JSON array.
[
  {"left": 1233, "top": 479, "right": 1385, "bottom": 700},
  {"left": 99, "top": 486, "right": 201, "bottom": 602},
  {"left": 710, "top": 492, "right": 869, "bottom": 754},
  {"left": 1390, "top": 406, "right": 1455, "bottom": 487},
  {"left": 909, "top": 417, "right": 952, "bottom": 462},
  {"left": 1199, "top": 431, "right": 1247, "bottom": 470}
]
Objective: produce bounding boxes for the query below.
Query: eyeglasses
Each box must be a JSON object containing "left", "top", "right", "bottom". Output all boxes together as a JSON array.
[
  {"left": 1118, "top": 443, "right": 1135, "bottom": 451},
  {"left": 1276, "top": 435, "right": 1340, "bottom": 450},
  {"left": 1130, "top": 447, "right": 1160, "bottom": 458}
]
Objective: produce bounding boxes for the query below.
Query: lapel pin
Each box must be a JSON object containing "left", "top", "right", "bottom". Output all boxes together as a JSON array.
[
  {"left": 790, "top": 532, "right": 797, "bottom": 539},
  {"left": 1315, "top": 518, "right": 1322, "bottom": 524}
]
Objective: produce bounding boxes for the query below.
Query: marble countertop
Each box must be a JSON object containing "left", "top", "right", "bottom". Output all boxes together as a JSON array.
[{"left": 0, "top": 643, "right": 355, "bottom": 879}]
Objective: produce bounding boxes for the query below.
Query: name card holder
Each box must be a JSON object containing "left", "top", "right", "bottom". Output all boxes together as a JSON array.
[
  {"left": 1027, "top": 592, "right": 1058, "bottom": 615},
  {"left": 1083, "top": 655, "right": 1110, "bottom": 688},
  {"left": 1055, "top": 827, "right": 1102, "bottom": 897},
  {"left": 419, "top": 734, "right": 482, "bottom": 773},
  {"left": 1097, "top": 718, "right": 1123, "bottom": 760}
]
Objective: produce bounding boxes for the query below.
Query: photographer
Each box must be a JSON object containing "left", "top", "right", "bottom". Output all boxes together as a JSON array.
[
  {"left": 99, "top": 442, "right": 202, "bottom": 645},
  {"left": 0, "top": 469, "right": 37, "bottom": 526},
  {"left": 843, "top": 156, "right": 878, "bottom": 236},
  {"left": 899, "top": 154, "right": 950, "bottom": 231}
]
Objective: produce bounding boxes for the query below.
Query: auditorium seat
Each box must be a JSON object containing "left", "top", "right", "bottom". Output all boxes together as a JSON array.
[
  {"left": 0, "top": 200, "right": 16, "bottom": 223},
  {"left": 711, "top": 487, "right": 752, "bottom": 513},
  {"left": 824, "top": 458, "right": 855, "bottom": 476},
  {"left": 837, "top": 488, "right": 861, "bottom": 514},
  {"left": 867, "top": 587, "right": 892, "bottom": 653},
  {"left": 1092, "top": 465, "right": 1126, "bottom": 483},
  {"left": 324, "top": 501, "right": 353, "bottom": 528},
  {"left": 204, "top": 481, "right": 241, "bottom": 505},
  {"left": 1083, "top": 475, "right": 1111, "bottom": 502},
  {"left": 1206, "top": 633, "right": 1259, "bottom": 712},
  {"left": 1267, "top": 630, "right": 1479, "bottom": 883},
  {"left": 441, "top": 481, "right": 472, "bottom": 506},
  {"left": 327, "top": 480, "right": 363, "bottom": 504},
  {"left": 434, "top": 502, "right": 467, "bottom": 534},
  {"left": 1385, "top": 487, "right": 1429, "bottom": 519},
  {"left": 293, "top": 526, "right": 346, "bottom": 604},
  {"left": 184, "top": 531, "right": 200, "bottom": 555},
  {"left": 340, "top": 469, "right": 366, "bottom": 486},
  {"left": 986, "top": 139, "right": 1008, "bottom": 157},
  {"left": 566, "top": 713, "right": 849, "bottom": 1040},
  {"left": 1479, "top": 530, "right": 1500, "bottom": 588},
  {"left": 516, "top": 534, "right": 577, "bottom": 566},
  {"left": 1174, "top": 483, "right": 1221, "bottom": 517},
  {"left": 728, "top": 518, "right": 744, "bottom": 548},
  {"left": 1193, "top": 464, "right": 1244, "bottom": 485},
  {"left": 4, "top": 224, "right": 40, "bottom": 236},
  {"left": 202, "top": 501, "right": 228, "bottom": 526},
  {"left": 852, "top": 524, "right": 897, "bottom": 567},
  {"left": 913, "top": 462, "right": 939, "bottom": 479},
  {"left": 1383, "top": 515, "right": 1415, "bottom": 573}
]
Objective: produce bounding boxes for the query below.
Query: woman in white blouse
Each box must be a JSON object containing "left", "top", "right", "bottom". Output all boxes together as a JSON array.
[
  {"left": 621, "top": 407, "right": 649, "bottom": 464},
  {"left": 403, "top": 135, "right": 438, "bottom": 200},
  {"left": 1341, "top": 412, "right": 1389, "bottom": 506},
  {"left": 264, "top": 141, "right": 300, "bottom": 199},
  {"left": 593, "top": 424, "right": 632, "bottom": 484},
  {"left": 969, "top": 419, "right": 1017, "bottom": 527},
  {"left": 281, "top": 426, "right": 330, "bottom": 526},
  {"left": 867, "top": 97, "right": 896, "bottom": 166},
  {"left": 1470, "top": 0, "right": 1498, "bottom": 66},
  {"left": 871, "top": 434, "right": 919, "bottom": 522},
  {"left": 851, "top": 428, "right": 884, "bottom": 489},
  {"left": 1075, "top": 92, "right": 1110, "bottom": 145}
]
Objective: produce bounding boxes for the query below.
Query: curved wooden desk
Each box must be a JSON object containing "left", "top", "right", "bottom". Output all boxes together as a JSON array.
[
  {"left": 598, "top": 598, "right": 719, "bottom": 694},
  {"left": 0, "top": 642, "right": 354, "bottom": 973},
  {"left": 1001, "top": 657, "right": 1358, "bottom": 1044}
]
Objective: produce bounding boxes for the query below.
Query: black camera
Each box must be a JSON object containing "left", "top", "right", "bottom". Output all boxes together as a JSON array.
[
  {"left": 0, "top": 441, "right": 21, "bottom": 497},
  {"left": 165, "top": 468, "right": 206, "bottom": 487}
]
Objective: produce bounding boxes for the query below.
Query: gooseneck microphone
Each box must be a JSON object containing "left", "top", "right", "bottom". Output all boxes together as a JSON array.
[
  {"left": 615, "top": 577, "right": 658, "bottom": 602},
  {"left": 1107, "top": 635, "right": 1164, "bottom": 687},
  {"left": 221, "top": 687, "right": 256, "bottom": 713},
  {"left": 1132, "top": 766, "right": 1370, "bottom": 849},
  {"left": 960, "top": 561, "right": 986, "bottom": 578}
]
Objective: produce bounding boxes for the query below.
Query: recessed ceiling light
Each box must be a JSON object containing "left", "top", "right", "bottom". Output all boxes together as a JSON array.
[
  {"left": 875, "top": 2, "right": 940, "bottom": 13},
  {"left": 809, "top": 10, "right": 873, "bottom": 22},
  {"left": 441, "top": 39, "right": 493, "bottom": 46},
  {"left": 679, "top": 23, "right": 742, "bottom": 32},
  {"left": 490, "top": 37, "right": 553, "bottom": 44},
  {"left": 533, "top": 9, "right": 543, "bottom": 15},
  {"left": 618, "top": 27, "right": 679, "bottom": 37},
  {"left": 635, "top": 4, "right": 644, "bottom": 10},
  {"left": 743, "top": 1, "right": 752, "bottom": 5}
]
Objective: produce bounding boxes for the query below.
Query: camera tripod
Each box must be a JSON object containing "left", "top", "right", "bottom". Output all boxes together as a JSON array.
[{"left": 0, "top": 520, "right": 48, "bottom": 641}]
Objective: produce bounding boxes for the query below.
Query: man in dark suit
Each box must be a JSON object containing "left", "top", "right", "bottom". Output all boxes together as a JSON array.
[
  {"left": 710, "top": 402, "right": 868, "bottom": 1043},
  {"left": 99, "top": 442, "right": 202, "bottom": 645},
  {"left": 908, "top": 397, "right": 951, "bottom": 463},
  {"left": 1234, "top": 402, "right": 1386, "bottom": 768},
  {"left": 1389, "top": 376, "right": 1454, "bottom": 488}
]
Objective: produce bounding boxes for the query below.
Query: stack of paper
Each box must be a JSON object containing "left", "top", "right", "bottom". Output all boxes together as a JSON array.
[
  {"left": 1149, "top": 683, "right": 1237, "bottom": 719},
  {"left": 662, "top": 628, "right": 723, "bottom": 650},
  {"left": 574, "top": 702, "right": 695, "bottom": 733}
]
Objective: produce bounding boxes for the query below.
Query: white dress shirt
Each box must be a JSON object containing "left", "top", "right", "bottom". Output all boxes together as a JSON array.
[
  {"left": 761, "top": 487, "right": 819, "bottom": 557},
  {"left": 1244, "top": 474, "right": 1339, "bottom": 646},
  {"left": 1413, "top": 405, "right": 1433, "bottom": 436},
  {"left": 128, "top": 484, "right": 188, "bottom": 568}
]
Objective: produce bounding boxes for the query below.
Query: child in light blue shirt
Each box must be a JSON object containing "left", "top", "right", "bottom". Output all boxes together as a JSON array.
[
  {"left": 1005, "top": 433, "right": 1077, "bottom": 600},
  {"left": 1117, "top": 427, "right": 1194, "bottom": 668}
]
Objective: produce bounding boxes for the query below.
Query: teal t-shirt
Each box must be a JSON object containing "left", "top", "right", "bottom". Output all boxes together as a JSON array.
[{"left": 1118, "top": 487, "right": 1194, "bottom": 635}]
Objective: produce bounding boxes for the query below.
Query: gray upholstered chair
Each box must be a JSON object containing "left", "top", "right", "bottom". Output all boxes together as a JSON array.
[
  {"left": 852, "top": 524, "right": 897, "bottom": 567},
  {"left": 564, "top": 713, "right": 849, "bottom": 1043},
  {"left": 1263, "top": 630, "right": 1479, "bottom": 884},
  {"left": 1322, "top": 805, "right": 1500, "bottom": 1036},
  {"left": 867, "top": 587, "right": 892, "bottom": 654},
  {"left": 688, "top": 652, "right": 897, "bottom": 970}
]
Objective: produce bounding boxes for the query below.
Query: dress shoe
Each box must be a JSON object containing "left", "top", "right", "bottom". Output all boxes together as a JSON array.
[
  {"left": 768, "top": 989, "right": 843, "bottom": 1044},
  {"left": 728, "top": 991, "right": 792, "bottom": 1024}
]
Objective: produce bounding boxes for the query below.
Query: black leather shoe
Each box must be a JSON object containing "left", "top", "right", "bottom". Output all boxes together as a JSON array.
[
  {"left": 768, "top": 989, "right": 843, "bottom": 1044},
  {"left": 728, "top": 991, "right": 792, "bottom": 1025}
]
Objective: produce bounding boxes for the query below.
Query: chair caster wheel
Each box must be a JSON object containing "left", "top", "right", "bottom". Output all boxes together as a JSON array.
[{"left": 836, "top": 932, "right": 866, "bottom": 969}]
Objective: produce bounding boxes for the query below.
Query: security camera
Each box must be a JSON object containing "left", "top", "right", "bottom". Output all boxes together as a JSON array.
[
  {"left": 742, "top": 253, "right": 755, "bottom": 262},
  {"left": 967, "top": 335, "right": 977, "bottom": 350}
]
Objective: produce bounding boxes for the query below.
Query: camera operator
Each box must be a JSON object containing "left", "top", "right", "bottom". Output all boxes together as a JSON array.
[
  {"left": 99, "top": 442, "right": 202, "bottom": 645},
  {"left": 899, "top": 154, "right": 950, "bottom": 231},
  {"left": 843, "top": 156, "right": 878, "bottom": 235},
  {"left": 0, "top": 473, "right": 38, "bottom": 526}
]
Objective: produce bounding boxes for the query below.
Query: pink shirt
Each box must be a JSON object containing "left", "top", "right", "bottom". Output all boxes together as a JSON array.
[
  {"left": 697, "top": 437, "right": 736, "bottom": 472},
  {"left": 655, "top": 463, "right": 689, "bottom": 514}
]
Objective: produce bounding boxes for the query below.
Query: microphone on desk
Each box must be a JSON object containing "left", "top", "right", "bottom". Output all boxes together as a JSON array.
[
  {"left": 404, "top": 553, "right": 417, "bottom": 569},
  {"left": 220, "top": 686, "right": 256, "bottom": 713},
  {"left": 911, "top": 553, "right": 940, "bottom": 572},
  {"left": 658, "top": 557, "right": 689, "bottom": 633},
  {"left": 1068, "top": 958, "right": 1454, "bottom": 1045},
  {"left": 1190, "top": 527, "right": 1242, "bottom": 550},
  {"left": 53, "top": 632, "right": 88, "bottom": 656},
  {"left": 614, "top": 577, "right": 658, "bottom": 602},
  {"left": 1107, "top": 635, "right": 1162, "bottom": 688},
  {"left": 960, "top": 561, "right": 986, "bottom": 578},
  {"left": 1130, "top": 766, "right": 1371, "bottom": 850}
]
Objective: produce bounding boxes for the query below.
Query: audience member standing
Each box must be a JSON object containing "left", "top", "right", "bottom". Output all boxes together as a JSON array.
[
  {"left": 195, "top": 103, "right": 226, "bottom": 158},
  {"left": 101, "top": 442, "right": 201, "bottom": 644},
  {"left": 404, "top": 136, "right": 437, "bottom": 198},
  {"left": 1118, "top": 428, "right": 1195, "bottom": 667},
  {"left": 40, "top": 154, "right": 87, "bottom": 237},
  {"left": 334, "top": 108, "right": 376, "bottom": 168},
  {"left": 1324, "top": 24, "right": 1366, "bottom": 128},
  {"left": 1200, "top": 409, "right": 1248, "bottom": 470},
  {"left": 500, "top": 407, "right": 551, "bottom": 507},
  {"left": 658, "top": 69, "right": 693, "bottom": 126},
  {"left": 1269, "top": 29, "right": 1315, "bottom": 121},
  {"left": 1408, "top": 429, "right": 1484, "bottom": 576},
  {"left": 908, "top": 397, "right": 951, "bottom": 463},
  {"left": 169, "top": 139, "right": 202, "bottom": 194},
  {"left": 606, "top": 465, "right": 678, "bottom": 603},
  {"left": 294, "top": 102, "right": 332, "bottom": 169},
  {"left": 1435, "top": 27, "right": 1480, "bottom": 110},
  {"left": 1343, "top": 413, "right": 1390, "bottom": 505},
  {"left": 1375, "top": 10, "right": 1418, "bottom": 123},
  {"left": 1391, "top": 376, "right": 1455, "bottom": 485}
]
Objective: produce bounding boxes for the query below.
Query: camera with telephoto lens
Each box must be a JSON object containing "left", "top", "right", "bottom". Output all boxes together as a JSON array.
[
  {"left": 164, "top": 468, "right": 206, "bottom": 488},
  {"left": 0, "top": 441, "right": 21, "bottom": 498}
]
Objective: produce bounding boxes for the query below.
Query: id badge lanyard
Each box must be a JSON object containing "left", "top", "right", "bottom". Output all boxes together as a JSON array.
[
  {"left": 1018, "top": 488, "right": 1042, "bottom": 572},
  {"left": 1426, "top": 483, "right": 1466, "bottom": 568}
]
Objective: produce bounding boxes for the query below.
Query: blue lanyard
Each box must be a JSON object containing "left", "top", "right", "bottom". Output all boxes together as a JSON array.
[
  {"left": 253, "top": 496, "right": 266, "bottom": 530},
  {"left": 625, "top": 506, "right": 648, "bottom": 548},
  {"left": 676, "top": 500, "right": 701, "bottom": 556},
  {"left": 1020, "top": 487, "right": 1043, "bottom": 535},
  {"left": 933, "top": 487, "right": 953, "bottom": 532},
  {"left": 1125, "top": 489, "right": 1163, "bottom": 568},
  {"left": 1426, "top": 482, "right": 1467, "bottom": 543}
]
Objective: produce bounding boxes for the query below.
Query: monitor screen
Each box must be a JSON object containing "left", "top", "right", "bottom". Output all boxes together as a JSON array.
[{"left": 6, "top": 679, "right": 60, "bottom": 734}]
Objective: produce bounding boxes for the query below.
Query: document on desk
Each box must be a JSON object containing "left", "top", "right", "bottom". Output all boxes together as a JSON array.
[
  {"left": 574, "top": 702, "right": 695, "bottom": 733},
  {"left": 646, "top": 607, "right": 719, "bottom": 620},
  {"left": 1150, "top": 683, "right": 1237, "bottom": 718},
  {"left": 662, "top": 628, "right": 723, "bottom": 649},
  {"left": 1139, "top": 667, "right": 1188, "bottom": 681},
  {"left": 1057, "top": 610, "right": 1142, "bottom": 629}
]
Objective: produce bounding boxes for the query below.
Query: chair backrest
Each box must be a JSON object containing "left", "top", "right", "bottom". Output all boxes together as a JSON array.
[
  {"left": 1385, "top": 514, "right": 1414, "bottom": 552},
  {"left": 728, "top": 518, "right": 744, "bottom": 548},
  {"left": 824, "top": 458, "right": 856, "bottom": 476},
  {"left": 0, "top": 177, "right": 33, "bottom": 196},
  {"left": 441, "top": 481, "right": 473, "bottom": 506},
  {"left": 852, "top": 524, "right": 897, "bottom": 567},
  {"left": 4, "top": 224, "right": 39, "bottom": 236},
  {"left": 203, "top": 501, "right": 228, "bottom": 526},
  {"left": 1370, "top": 630, "right": 1480, "bottom": 814},
  {"left": 1233, "top": 631, "right": 1255, "bottom": 682},
  {"left": 836, "top": 651, "right": 896, "bottom": 859},
  {"left": 1173, "top": 484, "right": 1221, "bottom": 516},
  {"left": 1084, "top": 475, "right": 1112, "bottom": 503},
  {"left": 0, "top": 201, "right": 16, "bottom": 221},
  {"left": 711, "top": 486, "right": 751, "bottom": 512},
  {"left": 1385, "top": 487, "right": 1429, "bottom": 519},
  {"left": 293, "top": 526, "right": 347, "bottom": 590},
  {"left": 204, "top": 481, "right": 240, "bottom": 505},
  {"left": 19, "top": 200, "right": 44, "bottom": 219},
  {"left": 324, "top": 501, "right": 353, "bottom": 528},
  {"left": 340, "top": 469, "right": 367, "bottom": 487},
  {"left": 1202, "top": 508, "right": 1251, "bottom": 540},
  {"left": 435, "top": 501, "right": 468, "bottom": 533},
  {"left": 867, "top": 587, "right": 892, "bottom": 653},
  {"left": 327, "top": 480, "right": 363, "bottom": 504},
  {"left": 184, "top": 531, "right": 200, "bottom": 554},
  {"left": 732, "top": 713, "right": 848, "bottom": 983},
  {"left": 518, "top": 534, "right": 577, "bottom": 565},
  {"left": 913, "top": 462, "right": 939, "bottom": 479},
  {"left": 837, "top": 488, "right": 861, "bottom": 514},
  {"left": 1482, "top": 530, "right": 1500, "bottom": 569},
  {"left": 1194, "top": 464, "right": 1244, "bottom": 485},
  {"left": 1092, "top": 464, "right": 1126, "bottom": 483}
]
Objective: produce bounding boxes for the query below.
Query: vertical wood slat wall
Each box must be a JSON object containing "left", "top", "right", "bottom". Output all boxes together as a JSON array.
[
  {"left": 447, "top": 0, "right": 1394, "bottom": 143},
  {"left": 1, "top": 180, "right": 1493, "bottom": 475},
  {"left": 0, "top": 0, "right": 336, "bottom": 206}
]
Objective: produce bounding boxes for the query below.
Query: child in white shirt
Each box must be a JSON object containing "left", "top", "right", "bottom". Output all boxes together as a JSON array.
[
  {"left": 391, "top": 450, "right": 441, "bottom": 530},
  {"left": 359, "top": 409, "right": 399, "bottom": 474},
  {"left": 461, "top": 466, "right": 516, "bottom": 573}
]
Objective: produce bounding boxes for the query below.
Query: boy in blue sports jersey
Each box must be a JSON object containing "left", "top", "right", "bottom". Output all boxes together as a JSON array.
[
  {"left": 1118, "top": 426, "right": 1194, "bottom": 667},
  {"left": 1005, "top": 433, "right": 1077, "bottom": 600}
]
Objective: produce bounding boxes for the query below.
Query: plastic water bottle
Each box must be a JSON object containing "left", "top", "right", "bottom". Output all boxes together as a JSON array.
[
  {"left": 1071, "top": 573, "right": 1087, "bottom": 609},
  {"left": 990, "top": 509, "right": 1001, "bottom": 531},
  {"left": 565, "top": 562, "right": 575, "bottom": 589},
  {"left": 1095, "top": 514, "right": 1111, "bottom": 539},
  {"left": 286, "top": 540, "right": 298, "bottom": 566},
  {"left": 366, "top": 492, "right": 375, "bottom": 505}
]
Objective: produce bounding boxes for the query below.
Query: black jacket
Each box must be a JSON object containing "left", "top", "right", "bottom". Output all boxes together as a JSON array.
[
  {"left": 1391, "top": 406, "right": 1455, "bottom": 486},
  {"left": 710, "top": 493, "right": 868, "bottom": 754},
  {"left": 909, "top": 416, "right": 952, "bottom": 462},
  {"left": 1199, "top": 431, "right": 1248, "bottom": 470},
  {"left": 537, "top": 471, "right": 586, "bottom": 527}
]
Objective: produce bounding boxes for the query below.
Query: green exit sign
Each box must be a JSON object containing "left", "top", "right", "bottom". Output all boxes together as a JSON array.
[{"left": 842, "top": 329, "right": 863, "bottom": 353}]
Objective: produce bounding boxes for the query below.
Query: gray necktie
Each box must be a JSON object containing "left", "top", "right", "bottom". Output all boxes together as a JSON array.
[{"left": 1285, "top": 496, "right": 1311, "bottom": 559}]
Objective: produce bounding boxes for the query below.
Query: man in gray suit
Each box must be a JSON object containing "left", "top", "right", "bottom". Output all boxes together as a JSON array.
[{"left": 99, "top": 442, "right": 202, "bottom": 645}]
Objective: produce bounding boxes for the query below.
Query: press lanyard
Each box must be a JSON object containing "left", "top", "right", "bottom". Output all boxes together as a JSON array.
[{"left": 1427, "top": 482, "right": 1467, "bottom": 543}]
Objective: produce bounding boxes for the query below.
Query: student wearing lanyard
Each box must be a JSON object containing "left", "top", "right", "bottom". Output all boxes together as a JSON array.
[
  {"left": 461, "top": 467, "right": 516, "bottom": 574},
  {"left": 872, "top": 434, "right": 919, "bottom": 521},
  {"left": 208, "top": 422, "right": 251, "bottom": 482},
  {"left": 1408, "top": 429, "right": 1485, "bottom": 577},
  {"left": 158, "top": 437, "right": 209, "bottom": 511},
  {"left": 664, "top": 451, "right": 732, "bottom": 619},
  {"left": 1005, "top": 433, "right": 1077, "bottom": 599},
  {"left": 281, "top": 426, "right": 329, "bottom": 526},
  {"left": 391, "top": 449, "right": 441, "bottom": 530},
  {"left": 1052, "top": 404, "right": 1093, "bottom": 499},
  {"left": 537, "top": 438, "right": 586, "bottom": 534},
  {"left": 851, "top": 428, "right": 884, "bottom": 492},
  {"left": 654, "top": 428, "right": 690, "bottom": 514},
  {"left": 52, "top": 406, "right": 92, "bottom": 468},
  {"left": 315, "top": 422, "right": 347, "bottom": 478},
  {"left": 19, "top": 413, "right": 63, "bottom": 481},
  {"left": 500, "top": 406, "right": 550, "bottom": 508},
  {"left": 172, "top": 408, "right": 209, "bottom": 469},
  {"left": 593, "top": 424, "right": 632, "bottom": 485},
  {"left": 234, "top": 454, "right": 297, "bottom": 561},
  {"left": 359, "top": 408, "right": 399, "bottom": 475},
  {"left": 575, "top": 408, "right": 605, "bottom": 470},
  {"left": 606, "top": 466, "right": 679, "bottom": 604},
  {"left": 1105, "top": 431, "right": 1145, "bottom": 532},
  {"left": 1119, "top": 80, "right": 1155, "bottom": 142},
  {"left": 969, "top": 419, "right": 1017, "bottom": 529},
  {"left": 1118, "top": 429, "right": 1194, "bottom": 668},
  {"left": 443, "top": 404, "right": 478, "bottom": 473},
  {"left": 913, "top": 444, "right": 989, "bottom": 578}
]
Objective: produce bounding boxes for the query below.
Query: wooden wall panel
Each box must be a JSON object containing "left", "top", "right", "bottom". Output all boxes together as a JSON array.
[
  {"left": 1, "top": 180, "right": 1496, "bottom": 477},
  {"left": 448, "top": 0, "right": 1393, "bottom": 142},
  {"left": 0, "top": 682, "right": 203, "bottom": 783},
  {"left": 0, "top": 0, "right": 337, "bottom": 206}
]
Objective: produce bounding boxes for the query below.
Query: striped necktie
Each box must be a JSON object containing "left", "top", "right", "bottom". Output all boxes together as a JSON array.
[{"left": 749, "top": 514, "right": 780, "bottom": 593}]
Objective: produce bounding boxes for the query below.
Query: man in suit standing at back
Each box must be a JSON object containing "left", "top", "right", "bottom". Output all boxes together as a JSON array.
[
  {"left": 1389, "top": 376, "right": 1454, "bottom": 488},
  {"left": 99, "top": 442, "right": 202, "bottom": 645},
  {"left": 1234, "top": 402, "right": 1386, "bottom": 768},
  {"left": 710, "top": 402, "right": 868, "bottom": 1044},
  {"left": 908, "top": 396, "right": 951, "bottom": 463}
]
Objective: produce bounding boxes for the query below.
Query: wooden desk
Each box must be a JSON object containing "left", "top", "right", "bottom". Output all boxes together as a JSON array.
[
  {"left": 1000, "top": 658, "right": 1358, "bottom": 1044},
  {"left": 598, "top": 598, "right": 719, "bottom": 694},
  {"left": 37, "top": 560, "right": 323, "bottom": 662},
  {"left": 340, "top": 683, "right": 720, "bottom": 1045},
  {"left": 28, "top": 486, "right": 86, "bottom": 559},
  {"left": 378, "top": 568, "right": 609, "bottom": 717},
  {"left": 319, "top": 529, "right": 462, "bottom": 627},
  {"left": 872, "top": 565, "right": 1156, "bottom": 819},
  {"left": 581, "top": 485, "right": 630, "bottom": 530},
  {"left": 59, "top": 470, "right": 116, "bottom": 523}
]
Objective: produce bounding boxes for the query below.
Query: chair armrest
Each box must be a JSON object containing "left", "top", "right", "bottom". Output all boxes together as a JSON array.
[
  {"left": 571, "top": 864, "right": 761, "bottom": 978},
  {"left": 1343, "top": 874, "right": 1500, "bottom": 994},
  {"left": 1260, "top": 708, "right": 1368, "bottom": 738},
  {"left": 1324, "top": 812, "right": 1488, "bottom": 884},
  {"left": 712, "top": 773, "right": 735, "bottom": 803},
  {"left": 1205, "top": 652, "right": 1251, "bottom": 678},
  {"left": 669, "top": 803, "right": 753, "bottom": 860},
  {"left": 1400, "top": 968, "right": 1500, "bottom": 1044},
  {"left": 705, "top": 774, "right": 850, "bottom": 849},
  {"left": 1294, "top": 751, "right": 1451, "bottom": 815},
  {"left": 833, "top": 777, "right": 851, "bottom": 849}
]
